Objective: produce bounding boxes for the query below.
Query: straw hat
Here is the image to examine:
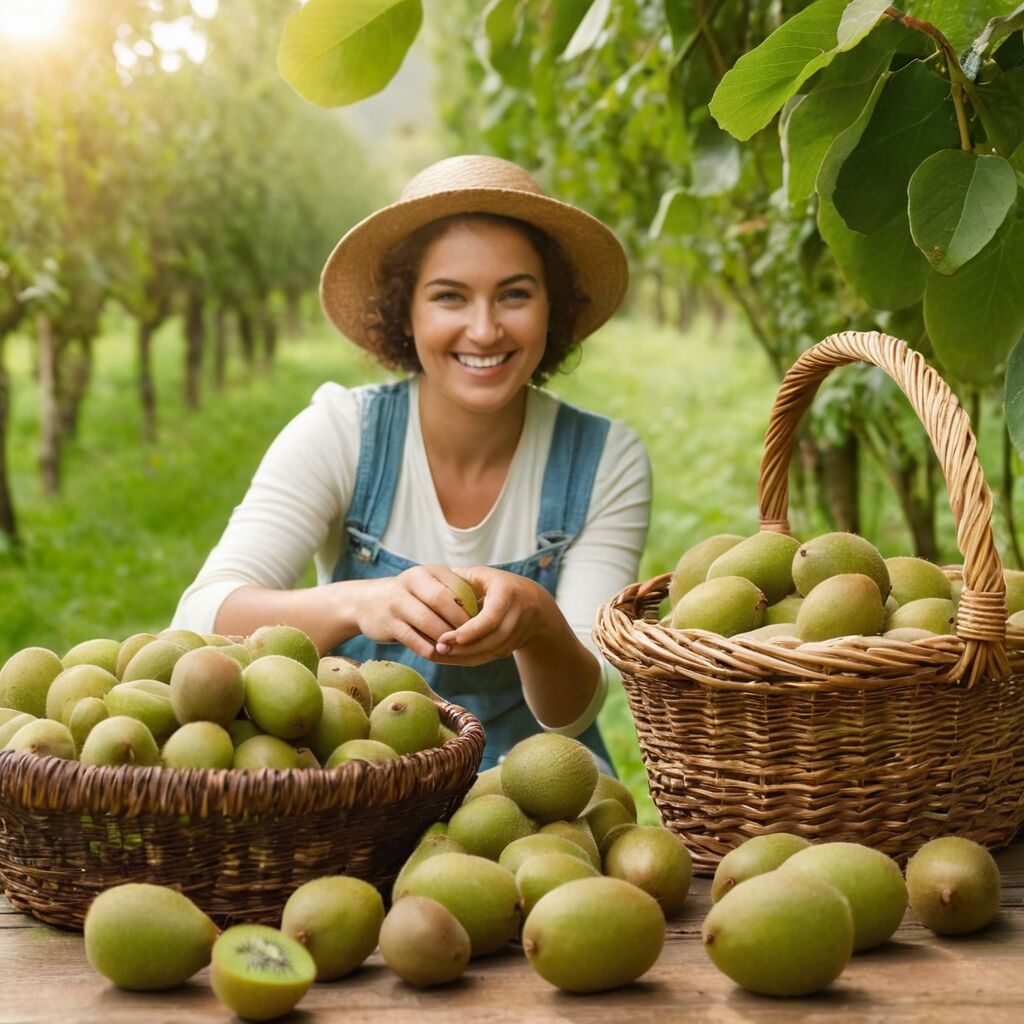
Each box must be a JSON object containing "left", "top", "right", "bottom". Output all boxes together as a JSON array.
[{"left": 319, "top": 154, "right": 629, "bottom": 349}]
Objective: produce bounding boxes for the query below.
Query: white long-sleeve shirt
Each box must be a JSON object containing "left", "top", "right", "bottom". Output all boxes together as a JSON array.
[{"left": 172, "top": 376, "right": 652, "bottom": 735}]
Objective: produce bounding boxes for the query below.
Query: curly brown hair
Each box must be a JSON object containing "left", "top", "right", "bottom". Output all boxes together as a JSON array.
[{"left": 363, "top": 213, "right": 590, "bottom": 384}]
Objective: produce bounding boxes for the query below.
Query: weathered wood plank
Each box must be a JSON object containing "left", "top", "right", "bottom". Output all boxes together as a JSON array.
[{"left": 1, "top": 843, "right": 1020, "bottom": 1022}]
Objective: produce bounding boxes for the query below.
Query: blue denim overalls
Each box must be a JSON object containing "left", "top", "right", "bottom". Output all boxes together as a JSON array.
[{"left": 331, "top": 380, "right": 614, "bottom": 771}]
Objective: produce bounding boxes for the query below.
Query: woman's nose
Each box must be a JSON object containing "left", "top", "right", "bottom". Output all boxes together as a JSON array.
[{"left": 465, "top": 300, "right": 503, "bottom": 344}]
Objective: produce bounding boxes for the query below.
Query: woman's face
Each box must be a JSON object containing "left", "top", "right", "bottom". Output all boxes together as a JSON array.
[{"left": 407, "top": 218, "right": 550, "bottom": 416}]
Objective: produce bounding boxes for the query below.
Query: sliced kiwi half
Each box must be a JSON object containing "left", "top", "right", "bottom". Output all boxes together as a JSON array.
[{"left": 210, "top": 924, "right": 316, "bottom": 1021}]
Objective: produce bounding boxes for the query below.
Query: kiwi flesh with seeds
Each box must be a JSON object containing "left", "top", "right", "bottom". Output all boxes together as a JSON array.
[{"left": 210, "top": 924, "right": 316, "bottom": 1021}]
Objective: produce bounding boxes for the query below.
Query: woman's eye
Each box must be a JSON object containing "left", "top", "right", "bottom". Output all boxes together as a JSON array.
[
  {"left": 502, "top": 288, "right": 531, "bottom": 301},
  {"left": 431, "top": 291, "right": 463, "bottom": 302}
]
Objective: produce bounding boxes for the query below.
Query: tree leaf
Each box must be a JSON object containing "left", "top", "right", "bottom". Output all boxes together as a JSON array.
[
  {"left": 968, "top": 1, "right": 1024, "bottom": 59},
  {"left": 484, "top": 0, "right": 532, "bottom": 88},
  {"left": 902, "top": 0, "right": 1019, "bottom": 55},
  {"left": 837, "top": 0, "right": 893, "bottom": 48},
  {"left": 908, "top": 151, "right": 1018, "bottom": 273},
  {"left": 785, "top": 19, "right": 905, "bottom": 205},
  {"left": 1012, "top": 140, "right": 1024, "bottom": 178},
  {"left": 832, "top": 61, "right": 959, "bottom": 235},
  {"left": 277, "top": 0, "right": 423, "bottom": 108},
  {"left": 560, "top": 0, "right": 611, "bottom": 61},
  {"left": 973, "top": 67, "right": 1024, "bottom": 156},
  {"left": 1004, "top": 334, "right": 1024, "bottom": 458},
  {"left": 924, "top": 215, "right": 1024, "bottom": 382},
  {"left": 710, "top": 0, "right": 854, "bottom": 141},
  {"left": 690, "top": 120, "right": 740, "bottom": 196},
  {"left": 648, "top": 187, "right": 702, "bottom": 239},
  {"left": 818, "top": 198, "right": 931, "bottom": 310},
  {"left": 664, "top": 0, "right": 699, "bottom": 51},
  {"left": 543, "top": 0, "right": 594, "bottom": 57},
  {"left": 815, "top": 71, "right": 891, "bottom": 200}
]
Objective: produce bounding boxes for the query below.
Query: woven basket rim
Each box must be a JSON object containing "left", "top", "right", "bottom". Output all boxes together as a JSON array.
[
  {"left": 595, "top": 570, "right": 1024, "bottom": 696},
  {"left": 0, "top": 698, "right": 485, "bottom": 818}
]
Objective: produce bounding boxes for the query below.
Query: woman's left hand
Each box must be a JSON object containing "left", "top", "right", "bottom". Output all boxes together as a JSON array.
[{"left": 432, "top": 566, "right": 553, "bottom": 665}]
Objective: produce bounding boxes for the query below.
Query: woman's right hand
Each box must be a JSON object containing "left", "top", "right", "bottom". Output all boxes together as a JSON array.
[{"left": 346, "top": 565, "right": 475, "bottom": 660}]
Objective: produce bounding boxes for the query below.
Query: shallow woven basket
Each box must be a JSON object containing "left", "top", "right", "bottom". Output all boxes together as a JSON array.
[
  {"left": 0, "top": 700, "right": 484, "bottom": 930},
  {"left": 595, "top": 331, "right": 1024, "bottom": 875}
]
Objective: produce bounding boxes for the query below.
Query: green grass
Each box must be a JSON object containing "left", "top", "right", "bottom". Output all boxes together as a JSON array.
[{"left": 0, "top": 311, "right": 782, "bottom": 823}]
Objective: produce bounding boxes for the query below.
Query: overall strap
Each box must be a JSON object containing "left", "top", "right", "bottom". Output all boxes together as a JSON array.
[
  {"left": 536, "top": 400, "right": 611, "bottom": 546},
  {"left": 345, "top": 380, "right": 410, "bottom": 559}
]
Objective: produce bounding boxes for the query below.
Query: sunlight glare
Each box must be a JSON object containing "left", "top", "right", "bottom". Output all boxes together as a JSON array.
[{"left": 0, "top": 0, "right": 69, "bottom": 40}]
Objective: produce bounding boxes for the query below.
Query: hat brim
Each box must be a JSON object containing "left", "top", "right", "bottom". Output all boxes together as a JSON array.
[{"left": 319, "top": 187, "right": 629, "bottom": 349}]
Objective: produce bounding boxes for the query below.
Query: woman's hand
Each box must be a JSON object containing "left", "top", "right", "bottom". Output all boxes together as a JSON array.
[
  {"left": 348, "top": 565, "right": 475, "bottom": 660},
  {"left": 432, "top": 566, "right": 553, "bottom": 666}
]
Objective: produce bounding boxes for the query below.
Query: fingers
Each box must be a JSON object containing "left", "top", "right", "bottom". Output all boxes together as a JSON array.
[{"left": 407, "top": 565, "right": 473, "bottom": 630}]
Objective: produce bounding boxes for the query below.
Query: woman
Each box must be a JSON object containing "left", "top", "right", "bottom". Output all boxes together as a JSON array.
[{"left": 172, "top": 155, "right": 651, "bottom": 769}]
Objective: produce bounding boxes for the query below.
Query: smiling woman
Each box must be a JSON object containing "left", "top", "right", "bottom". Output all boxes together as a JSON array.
[
  {"left": 0, "top": 0, "right": 69, "bottom": 40},
  {"left": 172, "top": 153, "right": 653, "bottom": 775}
]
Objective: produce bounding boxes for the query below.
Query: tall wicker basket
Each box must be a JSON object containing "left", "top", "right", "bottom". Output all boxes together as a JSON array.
[
  {"left": 0, "top": 700, "right": 484, "bottom": 930},
  {"left": 594, "top": 331, "right": 1024, "bottom": 875}
]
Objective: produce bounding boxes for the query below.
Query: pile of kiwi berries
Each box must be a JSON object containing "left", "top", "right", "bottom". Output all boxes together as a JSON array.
[
  {"left": 78, "top": 730, "right": 683, "bottom": 1015},
  {"left": 0, "top": 624, "right": 454, "bottom": 769},
  {"left": 666, "top": 530, "right": 1024, "bottom": 642},
  {"left": 703, "top": 831, "right": 1003, "bottom": 996}
]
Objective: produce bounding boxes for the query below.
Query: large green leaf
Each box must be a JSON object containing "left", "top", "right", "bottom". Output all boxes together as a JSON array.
[
  {"left": 967, "top": 3, "right": 1024, "bottom": 61},
  {"left": 648, "top": 187, "right": 703, "bottom": 238},
  {"left": 1004, "top": 335, "right": 1024, "bottom": 457},
  {"left": 560, "top": 0, "right": 610, "bottom": 61},
  {"left": 924, "top": 215, "right": 1024, "bottom": 381},
  {"left": 908, "top": 150, "right": 1018, "bottom": 273},
  {"left": 277, "top": 0, "right": 423, "bottom": 108},
  {"left": 973, "top": 67, "right": 1024, "bottom": 156},
  {"left": 837, "top": 0, "right": 893, "bottom": 47},
  {"left": 785, "top": 20, "right": 905, "bottom": 204},
  {"left": 1013, "top": 140, "right": 1024, "bottom": 178},
  {"left": 902, "top": 0, "right": 1019, "bottom": 55},
  {"left": 710, "top": 0, "right": 883, "bottom": 142},
  {"left": 815, "top": 71, "right": 891, "bottom": 200},
  {"left": 544, "top": 0, "right": 594, "bottom": 56},
  {"left": 832, "top": 62, "right": 959, "bottom": 235},
  {"left": 484, "top": 0, "right": 532, "bottom": 89},
  {"left": 818, "top": 198, "right": 931, "bottom": 310}
]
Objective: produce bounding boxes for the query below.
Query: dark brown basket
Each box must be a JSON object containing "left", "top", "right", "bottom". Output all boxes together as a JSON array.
[
  {"left": 594, "top": 331, "right": 1024, "bottom": 875},
  {"left": 0, "top": 700, "right": 484, "bottom": 930}
]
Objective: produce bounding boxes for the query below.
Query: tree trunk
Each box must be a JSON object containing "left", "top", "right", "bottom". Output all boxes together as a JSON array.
[
  {"left": 812, "top": 434, "right": 860, "bottom": 534},
  {"left": 261, "top": 306, "right": 277, "bottom": 368},
  {"left": 57, "top": 336, "right": 94, "bottom": 439},
  {"left": 213, "top": 305, "right": 228, "bottom": 390},
  {"left": 184, "top": 291, "right": 205, "bottom": 410},
  {"left": 652, "top": 269, "right": 667, "bottom": 328},
  {"left": 138, "top": 319, "right": 158, "bottom": 443},
  {"left": 38, "top": 315, "right": 61, "bottom": 495},
  {"left": 287, "top": 291, "right": 303, "bottom": 336},
  {"left": 0, "top": 333, "right": 19, "bottom": 544},
  {"left": 676, "top": 283, "right": 695, "bottom": 333},
  {"left": 237, "top": 308, "right": 255, "bottom": 367}
]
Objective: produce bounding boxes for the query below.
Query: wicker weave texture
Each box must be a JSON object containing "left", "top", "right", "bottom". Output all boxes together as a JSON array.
[
  {"left": 0, "top": 702, "right": 484, "bottom": 930},
  {"left": 593, "top": 332, "right": 1024, "bottom": 875}
]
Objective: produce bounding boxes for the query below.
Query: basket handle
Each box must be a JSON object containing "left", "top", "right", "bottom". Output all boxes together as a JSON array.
[{"left": 757, "top": 330, "right": 1008, "bottom": 686}]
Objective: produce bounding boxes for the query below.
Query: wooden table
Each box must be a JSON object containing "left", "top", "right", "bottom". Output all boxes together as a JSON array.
[{"left": 2, "top": 843, "right": 1021, "bottom": 1023}]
